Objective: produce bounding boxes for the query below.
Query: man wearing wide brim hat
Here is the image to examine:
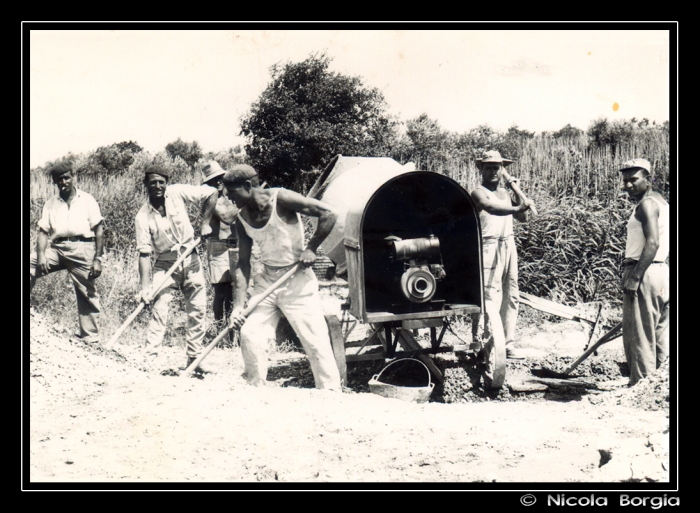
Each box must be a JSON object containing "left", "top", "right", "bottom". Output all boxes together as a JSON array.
[
  {"left": 618, "top": 158, "right": 669, "bottom": 386},
  {"left": 201, "top": 161, "right": 241, "bottom": 338},
  {"left": 470, "top": 150, "right": 535, "bottom": 388}
]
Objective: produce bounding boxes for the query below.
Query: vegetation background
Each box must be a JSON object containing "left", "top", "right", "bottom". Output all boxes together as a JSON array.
[{"left": 28, "top": 54, "right": 671, "bottom": 345}]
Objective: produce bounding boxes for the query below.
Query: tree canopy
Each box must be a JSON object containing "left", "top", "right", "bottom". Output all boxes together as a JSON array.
[
  {"left": 240, "top": 53, "right": 398, "bottom": 188},
  {"left": 165, "top": 138, "right": 203, "bottom": 169}
]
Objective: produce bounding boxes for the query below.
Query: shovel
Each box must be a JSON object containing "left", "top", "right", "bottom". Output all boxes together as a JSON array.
[
  {"left": 104, "top": 238, "right": 202, "bottom": 350},
  {"left": 531, "top": 322, "right": 623, "bottom": 379},
  {"left": 179, "top": 262, "right": 302, "bottom": 378}
]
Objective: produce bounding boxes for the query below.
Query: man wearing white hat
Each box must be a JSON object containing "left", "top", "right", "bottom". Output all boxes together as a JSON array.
[
  {"left": 619, "top": 158, "right": 669, "bottom": 386},
  {"left": 471, "top": 150, "right": 534, "bottom": 388},
  {"left": 201, "top": 161, "right": 241, "bottom": 334}
]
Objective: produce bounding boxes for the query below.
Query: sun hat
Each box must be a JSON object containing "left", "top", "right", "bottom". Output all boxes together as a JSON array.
[
  {"left": 475, "top": 150, "right": 513, "bottom": 168},
  {"left": 619, "top": 158, "right": 651, "bottom": 173},
  {"left": 202, "top": 161, "right": 226, "bottom": 183}
]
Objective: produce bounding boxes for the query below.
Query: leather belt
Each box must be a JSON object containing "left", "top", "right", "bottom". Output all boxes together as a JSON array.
[
  {"left": 209, "top": 239, "right": 238, "bottom": 247},
  {"left": 624, "top": 260, "right": 666, "bottom": 266},
  {"left": 264, "top": 262, "right": 298, "bottom": 274},
  {"left": 53, "top": 236, "right": 95, "bottom": 243}
]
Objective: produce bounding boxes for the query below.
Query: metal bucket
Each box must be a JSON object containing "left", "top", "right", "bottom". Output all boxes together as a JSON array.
[{"left": 368, "top": 358, "right": 434, "bottom": 403}]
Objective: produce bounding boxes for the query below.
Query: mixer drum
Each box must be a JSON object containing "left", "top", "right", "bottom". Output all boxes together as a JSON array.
[{"left": 308, "top": 155, "right": 483, "bottom": 323}]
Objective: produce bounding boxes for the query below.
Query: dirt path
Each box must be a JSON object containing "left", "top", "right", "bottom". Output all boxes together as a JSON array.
[{"left": 28, "top": 309, "right": 670, "bottom": 484}]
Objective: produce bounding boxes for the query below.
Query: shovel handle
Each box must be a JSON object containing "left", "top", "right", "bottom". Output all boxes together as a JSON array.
[
  {"left": 180, "top": 262, "right": 302, "bottom": 377},
  {"left": 104, "top": 238, "right": 202, "bottom": 349},
  {"left": 563, "top": 322, "right": 623, "bottom": 375},
  {"left": 502, "top": 170, "right": 538, "bottom": 216}
]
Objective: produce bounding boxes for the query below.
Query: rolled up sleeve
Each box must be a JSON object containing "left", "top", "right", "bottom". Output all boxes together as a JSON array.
[
  {"left": 37, "top": 201, "right": 52, "bottom": 234},
  {"left": 87, "top": 196, "right": 104, "bottom": 230},
  {"left": 172, "top": 184, "right": 217, "bottom": 204},
  {"left": 135, "top": 210, "right": 152, "bottom": 255}
]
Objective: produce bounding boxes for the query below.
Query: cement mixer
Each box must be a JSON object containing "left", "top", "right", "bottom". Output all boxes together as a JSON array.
[{"left": 309, "top": 155, "right": 486, "bottom": 384}]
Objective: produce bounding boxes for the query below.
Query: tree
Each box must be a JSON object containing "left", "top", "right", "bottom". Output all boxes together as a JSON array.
[
  {"left": 552, "top": 124, "right": 584, "bottom": 139},
  {"left": 240, "top": 53, "right": 398, "bottom": 188},
  {"left": 77, "top": 141, "right": 144, "bottom": 176},
  {"left": 398, "top": 113, "right": 451, "bottom": 170},
  {"left": 165, "top": 138, "right": 203, "bottom": 168}
]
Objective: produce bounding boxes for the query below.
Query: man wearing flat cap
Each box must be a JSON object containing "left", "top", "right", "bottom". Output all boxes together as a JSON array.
[
  {"left": 470, "top": 150, "right": 535, "bottom": 388},
  {"left": 224, "top": 164, "right": 342, "bottom": 390},
  {"left": 201, "top": 161, "right": 240, "bottom": 334},
  {"left": 619, "top": 158, "right": 669, "bottom": 386},
  {"left": 29, "top": 161, "right": 104, "bottom": 342},
  {"left": 135, "top": 164, "right": 218, "bottom": 372}
]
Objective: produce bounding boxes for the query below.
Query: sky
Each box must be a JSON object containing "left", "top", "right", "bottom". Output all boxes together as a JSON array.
[{"left": 27, "top": 28, "right": 672, "bottom": 169}]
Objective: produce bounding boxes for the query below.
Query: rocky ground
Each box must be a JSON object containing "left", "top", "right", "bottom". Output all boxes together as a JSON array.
[{"left": 26, "top": 285, "right": 673, "bottom": 486}]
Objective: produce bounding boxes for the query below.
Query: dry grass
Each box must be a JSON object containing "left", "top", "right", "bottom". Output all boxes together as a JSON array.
[{"left": 29, "top": 132, "right": 670, "bottom": 338}]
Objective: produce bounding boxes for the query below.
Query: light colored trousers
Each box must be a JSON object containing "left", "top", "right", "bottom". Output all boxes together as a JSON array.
[
  {"left": 622, "top": 263, "right": 669, "bottom": 385},
  {"left": 30, "top": 241, "right": 101, "bottom": 341},
  {"left": 472, "top": 236, "right": 520, "bottom": 379},
  {"left": 147, "top": 253, "right": 206, "bottom": 358},
  {"left": 240, "top": 266, "right": 341, "bottom": 390}
]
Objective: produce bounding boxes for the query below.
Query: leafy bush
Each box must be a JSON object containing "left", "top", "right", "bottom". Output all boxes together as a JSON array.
[{"left": 240, "top": 53, "right": 398, "bottom": 188}]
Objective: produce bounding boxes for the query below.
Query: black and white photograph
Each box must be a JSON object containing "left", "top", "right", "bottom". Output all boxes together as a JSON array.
[{"left": 23, "top": 24, "right": 676, "bottom": 495}]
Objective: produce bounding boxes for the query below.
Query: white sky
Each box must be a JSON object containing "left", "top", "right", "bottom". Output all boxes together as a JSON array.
[{"left": 27, "top": 28, "right": 671, "bottom": 169}]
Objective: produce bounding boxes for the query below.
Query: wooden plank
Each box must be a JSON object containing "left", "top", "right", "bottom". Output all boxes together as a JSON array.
[
  {"left": 394, "top": 330, "right": 444, "bottom": 383},
  {"left": 345, "top": 338, "right": 382, "bottom": 348},
  {"left": 325, "top": 315, "right": 347, "bottom": 386},
  {"left": 519, "top": 292, "right": 596, "bottom": 324},
  {"left": 509, "top": 381, "right": 549, "bottom": 393},
  {"left": 529, "top": 377, "right": 599, "bottom": 389}
]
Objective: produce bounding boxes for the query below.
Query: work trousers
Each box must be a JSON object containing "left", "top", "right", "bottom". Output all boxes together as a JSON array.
[
  {"left": 622, "top": 263, "right": 669, "bottom": 385},
  {"left": 240, "top": 266, "right": 341, "bottom": 390},
  {"left": 146, "top": 253, "right": 206, "bottom": 358},
  {"left": 472, "top": 236, "right": 519, "bottom": 380},
  {"left": 206, "top": 240, "right": 239, "bottom": 324},
  {"left": 29, "top": 241, "right": 101, "bottom": 341}
]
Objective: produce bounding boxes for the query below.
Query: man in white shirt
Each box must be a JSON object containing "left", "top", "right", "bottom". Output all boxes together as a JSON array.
[
  {"left": 619, "top": 158, "right": 670, "bottom": 385},
  {"left": 30, "top": 161, "right": 104, "bottom": 342}
]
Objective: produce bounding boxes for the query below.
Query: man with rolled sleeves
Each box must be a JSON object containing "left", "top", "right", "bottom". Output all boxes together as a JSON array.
[
  {"left": 135, "top": 165, "right": 218, "bottom": 372},
  {"left": 201, "top": 161, "right": 240, "bottom": 331},
  {"left": 619, "top": 158, "right": 669, "bottom": 386},
  {"left": 29, "top": 161, "right": 104, "bottom": 342}
]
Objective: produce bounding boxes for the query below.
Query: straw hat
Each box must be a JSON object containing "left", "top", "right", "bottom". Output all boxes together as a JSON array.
[
  {"left": 202, "top": 161, "right": 226, "bottom": 182},
  {"left": 475, "top": 150, "right": 513, "bottom": 169}
]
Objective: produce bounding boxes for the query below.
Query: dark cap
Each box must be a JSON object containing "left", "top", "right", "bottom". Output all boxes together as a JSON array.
[
  {"left": 49, "top": 161, "right": 73, "bottom": 178},
  {"left": 144, "top": 165, "right": 171, "bottom": 179},
  {"left": 223, "top": 164, "right": 258, "bottom": 187}
]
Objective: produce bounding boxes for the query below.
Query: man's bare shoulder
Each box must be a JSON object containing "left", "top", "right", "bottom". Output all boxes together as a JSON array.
[
  {"left": 650, "top": 191, "right": 668, "bottom": 206},
  {"left": 635, "top": 194, "right": 662, "bottom": 221}
]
